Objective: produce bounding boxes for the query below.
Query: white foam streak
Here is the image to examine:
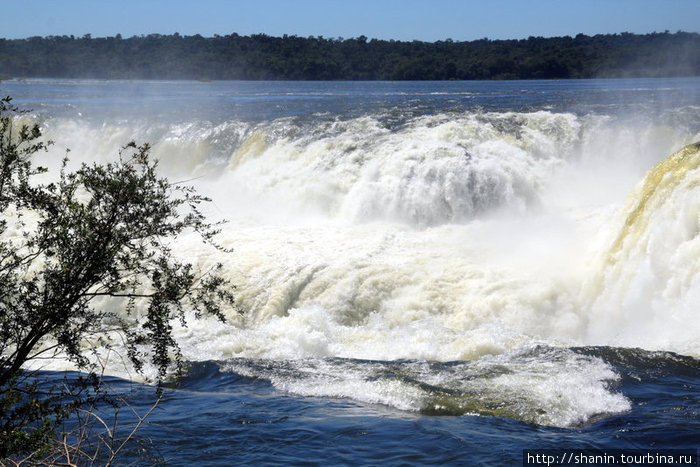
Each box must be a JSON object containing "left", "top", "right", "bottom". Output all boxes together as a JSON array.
[{"left": 221, "top": 347, "right": 630, "bottom": 427}]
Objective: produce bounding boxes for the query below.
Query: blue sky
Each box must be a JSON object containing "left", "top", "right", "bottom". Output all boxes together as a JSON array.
[{"left": 3, "top": 0, "right": 699, "bottom": 42}]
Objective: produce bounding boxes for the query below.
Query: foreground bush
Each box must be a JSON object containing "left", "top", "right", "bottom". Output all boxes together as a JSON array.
[{"left": 0, "top": 96, "right": 236, "bottom": 461}]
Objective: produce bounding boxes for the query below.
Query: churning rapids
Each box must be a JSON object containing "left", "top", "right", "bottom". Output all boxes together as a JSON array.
[{"left": 5, "top": 79, "right": 700, "bottom": 440}]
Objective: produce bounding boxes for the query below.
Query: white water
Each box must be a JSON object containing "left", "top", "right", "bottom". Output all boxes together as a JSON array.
[{"left": 24, "top": 100, "right": 700, "bottom": 426}]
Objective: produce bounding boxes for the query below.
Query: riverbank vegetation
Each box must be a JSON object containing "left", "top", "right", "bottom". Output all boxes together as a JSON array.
[
  {"left": 1, "top": 31, "right": 698, "bottom": 80},
  {"left": 0, "top": 96, "right": 236, "bottom": 462}
]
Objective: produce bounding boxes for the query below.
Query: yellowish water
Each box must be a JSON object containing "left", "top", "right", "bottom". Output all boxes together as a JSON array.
[{"left": 609, "top": 142, "right": 700, "bottom": 261}]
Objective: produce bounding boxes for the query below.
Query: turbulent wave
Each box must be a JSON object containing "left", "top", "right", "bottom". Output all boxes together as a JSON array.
[
  {"left": 222, "top": 345, "right": 630, "bottom": 427},
  {"left": 26, "top": 105, "right": 700, "bottom": 427}
]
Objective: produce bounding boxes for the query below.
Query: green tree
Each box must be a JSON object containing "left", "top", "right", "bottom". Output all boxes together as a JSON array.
[{"left": 0, "top": 96, "right": 236, "bottom": 459}]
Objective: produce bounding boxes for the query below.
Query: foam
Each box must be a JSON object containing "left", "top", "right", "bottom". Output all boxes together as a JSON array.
[
  {"left": 7, "top": 106, "right": 698, "bottom": 426},
  {"left": 222, "top": 346, "right": 631, "bottom": 427}
]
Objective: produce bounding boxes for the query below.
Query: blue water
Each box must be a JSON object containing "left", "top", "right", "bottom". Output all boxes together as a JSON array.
[
  {"left": 58, "top": 347, "right": 698, "bottom": 465},
  {"left": 4, "top": 78, "right": 700, "bottom": 465},
  {"left": 8, "top": 77, "right": 700, "bottom": 122}
]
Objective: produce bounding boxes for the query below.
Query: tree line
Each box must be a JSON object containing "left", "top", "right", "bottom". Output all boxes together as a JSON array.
[{"left": 0, "top": 30, "right": 699, "bottom": 81}]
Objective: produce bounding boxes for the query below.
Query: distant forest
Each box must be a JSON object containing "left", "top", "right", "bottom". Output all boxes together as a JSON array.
[{"left": 1, "top": 31, "right": 698, "bottom": 80}]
